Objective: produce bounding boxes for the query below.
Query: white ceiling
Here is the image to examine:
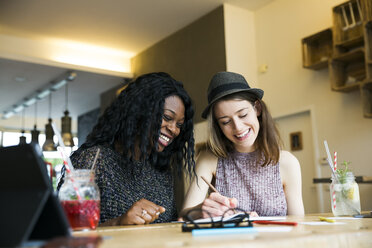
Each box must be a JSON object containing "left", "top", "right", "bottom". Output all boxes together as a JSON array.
[{"left": 0, "top": 0, "right": 274, "bottom": 129}]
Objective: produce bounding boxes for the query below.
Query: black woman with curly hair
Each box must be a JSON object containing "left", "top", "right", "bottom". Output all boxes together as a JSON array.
[{"left": 57, "top": 72, "right": 195, "bottom": 225}]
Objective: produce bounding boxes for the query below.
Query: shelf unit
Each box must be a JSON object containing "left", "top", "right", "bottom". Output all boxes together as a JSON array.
[
  {"left": 363, "top": 20, "right": 372, "bottom": 118},
  {"left": 360, "top": 0, "right": 372, "bottom": 23},
  {"left": 365, "top": 21, "right": 372, "bottom": 78},
  {"left": 361, "top": 80, "right": 372, "bottom": 118},
  {"left": 302, "top": 0, "right": 372, "bottom": 118},
  {"left": 302, "top": 28, "right": 333, "bottom": 70},
  {"left": 333, "top": 0, "right": 365, "bottom": 54},
  {"left": 329, "top": 48, "right": 365, "bottom": 92}
]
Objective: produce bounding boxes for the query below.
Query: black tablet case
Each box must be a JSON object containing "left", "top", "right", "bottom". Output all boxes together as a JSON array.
[{"left": 0, "top": 144, "right": 71, "bottom": 247}]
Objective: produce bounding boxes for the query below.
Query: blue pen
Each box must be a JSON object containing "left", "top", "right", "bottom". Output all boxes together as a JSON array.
[{"left": 192, "top": 227, "right": 257, "bottom": 236}]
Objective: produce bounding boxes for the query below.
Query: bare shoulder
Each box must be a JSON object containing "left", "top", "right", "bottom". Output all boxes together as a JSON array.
[
  {"left": 279, "top": 150, "right": 300, "bottom": 169},
  {"left": 279, "top": 151, "right": 299, "bottom": 166},
  {"left": 195, "top": 149, "right": 219, "bottom": 175},
  {"left": 198, "top": 149, "right": 218, "bottom": 162}
]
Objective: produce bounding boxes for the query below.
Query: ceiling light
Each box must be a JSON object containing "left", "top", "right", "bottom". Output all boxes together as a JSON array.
[
  {"left": 31, "top": 101, "right": 40, "bottom": 145},
  {"left": 19, "top": 109, "right": 27, "bottom": 145},
  {"left": 2, "top": 111, "right": 14, "bottom": 119},
  {"left": 50, "top": 79, "right": 67, "bottom": 91},
  {"left": 36, "top": 89, "right": 51, "bottom": 99},
  {"left": 61, "top": 83, "right": 74, "bottom": 147},
  {"left": 50, "top": 71, "right": 76, "bottom": 91},
  {"left": 67, "top": 72, "right": 77, "bottom": 81},
  {"left": 2, "top": 70, "right": 77, "bottom": 120},
  {"left": 15, "top": 76, "right": 26, "bottom": 82},
  {"left": 43, "top": 93, "right": 57, "bottom": 151},
  {"left": 24, "top": 98, "right": 37, "bottom": 106},
  {"left": 13, "top": 105, "right": 24, "bottom": 113}
]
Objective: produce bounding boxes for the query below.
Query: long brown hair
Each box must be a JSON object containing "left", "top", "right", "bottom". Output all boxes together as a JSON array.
[{"left": 206, "top": 92, "right": 282, "bottom": 166}]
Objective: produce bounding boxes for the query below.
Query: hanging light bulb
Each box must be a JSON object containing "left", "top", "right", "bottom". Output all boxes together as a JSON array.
[
  {"left": 61, "top": 83, "right": 74, "bottom": 147},
  {"left": 19, "top": 108, "right": 26, "bottom": 145},
  {"left": 42, "top": 93, "right": 57, "bottom": 151},
  {"left": 31, "top": 101, "right": 40, "bottom": 145}
]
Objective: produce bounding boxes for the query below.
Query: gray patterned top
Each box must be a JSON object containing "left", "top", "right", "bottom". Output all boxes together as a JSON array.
[
  {"left": 70, "top": 145, "right": 178, "bottom": 223},
  {"left": 215, "top": 150, "right": 287, "bottom": 216}
]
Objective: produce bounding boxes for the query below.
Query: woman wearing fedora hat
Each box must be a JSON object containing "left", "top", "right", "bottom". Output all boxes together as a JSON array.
[{"left": 181, "top": 71, "right": 304, "bottom": 219}]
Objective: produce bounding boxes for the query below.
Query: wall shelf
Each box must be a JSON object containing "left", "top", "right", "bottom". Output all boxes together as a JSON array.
[
  {"left": 329, "top": 48, "right": 365, "bottom": 92},
  {"left": 361, "top": 80, "right": 372, "bottom": 117},
  {"left": 360, "top": 0, "right": 372, "bottom": 22},
  {"left": 302, "top": 0, "right": 372, "bottom": 118},
  {"left": 302, "top": 28, "right": 333, "bottom": 70},
  {"left": 333, "top": 0, "right": 365, "bottom": 53},
  {"left": 365, "top": 21, "right": 372, "bottom": 80}
]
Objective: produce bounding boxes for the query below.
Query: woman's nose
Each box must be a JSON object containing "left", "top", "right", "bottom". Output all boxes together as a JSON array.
[
  {"left": 167, "top": 122, "right": 178, "bottom": 135},
  {"left": 232, "top": 119, "right": 243, "bottom": 131}
]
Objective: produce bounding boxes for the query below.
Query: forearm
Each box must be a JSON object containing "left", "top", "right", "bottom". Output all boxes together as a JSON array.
[
  {"left": 287, "top": 199, "right": 305, "bottom": 216},
  {"left": 99, "top": 216, "right": 123, "bottom": 226},
  {"left": 179, "top": 203, "right": 203, "bottom": 220}
]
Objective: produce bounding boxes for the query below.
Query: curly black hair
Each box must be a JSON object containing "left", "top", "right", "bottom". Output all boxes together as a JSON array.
[{"left": 74, "top": 72, "right": 195, "bottom": 176}]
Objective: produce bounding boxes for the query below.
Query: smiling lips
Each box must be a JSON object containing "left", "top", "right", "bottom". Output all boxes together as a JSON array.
[
  {"left": 235, "top": 129, "right": 250, "bottom": 141},
  {"left": 159, "top": 133, "right": 172, "bottom": 147}
]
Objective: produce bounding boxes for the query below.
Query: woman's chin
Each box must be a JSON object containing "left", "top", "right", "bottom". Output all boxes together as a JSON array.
[{"left": 157, "top": 143, "right": 166, "bottom": 152}]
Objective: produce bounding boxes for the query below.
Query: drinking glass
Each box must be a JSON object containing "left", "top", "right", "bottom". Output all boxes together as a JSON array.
[
  {"left": 330, "top": 172, "right": 361, "bottom": 216},
  {"left": 59, "top": 169, "right": 100, "bottom": 230}
]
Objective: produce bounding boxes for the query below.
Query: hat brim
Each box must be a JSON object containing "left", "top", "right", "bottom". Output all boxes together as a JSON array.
[{"left": 201, "top": 88, "right": 264, "bottom": 119}]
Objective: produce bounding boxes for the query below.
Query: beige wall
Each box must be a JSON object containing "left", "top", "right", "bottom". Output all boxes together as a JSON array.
[
  {"left": 131, "top": 6, "right": 226, "bottom": 123},
  {"left": 254, "top": 0, "right": 372, "bottom": 211},
  {"left": 224, "top": 4, "right": 258, "bottom": 85}
]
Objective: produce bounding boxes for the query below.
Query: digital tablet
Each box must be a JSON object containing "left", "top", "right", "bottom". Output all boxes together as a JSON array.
[{"left": 0, "top": 143, "right": 71, "bottom": 247}]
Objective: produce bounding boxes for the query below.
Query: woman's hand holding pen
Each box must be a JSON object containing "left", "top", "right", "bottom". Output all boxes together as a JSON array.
[
  {"left": 199, "top": 176, "right": 258, "bottom": 218},
  {"left": 201, "top": 192, "right": 238, "bottom": 218},
  {"left": 199, "top": 176, "right": 237, "bottom": 217}
]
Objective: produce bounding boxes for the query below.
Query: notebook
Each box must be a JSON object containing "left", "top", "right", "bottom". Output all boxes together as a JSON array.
[
  {"left": 0, "top": 143, "right": 71, "bottom": 247},
  {"left": 193, "top": 213, "right": 286, "bottom": 224}
]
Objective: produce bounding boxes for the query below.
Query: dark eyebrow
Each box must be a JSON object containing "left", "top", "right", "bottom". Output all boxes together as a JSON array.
[
  {"left": 164, "top": 108, "right": 175, "bottom": 115},
  {"left": 164, "top": 109, "right": 185, "bottom": 121},
  {"left": 216, "top": 107, "right": 249, "bottom": 121}
]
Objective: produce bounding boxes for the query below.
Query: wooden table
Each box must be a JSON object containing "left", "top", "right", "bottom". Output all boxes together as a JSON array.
[{"left": 74, "top": 214, "right": 372, "bottom": 248}]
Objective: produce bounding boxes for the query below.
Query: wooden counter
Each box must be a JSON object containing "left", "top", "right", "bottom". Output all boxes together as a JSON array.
[{"left": 73, "top": 213, "right": 372, "bottom": 248}]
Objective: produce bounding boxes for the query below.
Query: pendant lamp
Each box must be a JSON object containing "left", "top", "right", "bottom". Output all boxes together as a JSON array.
[
  {"left": 19, "top": 109, "right": 26, "bottom": 145},
  {"left": 31, "top": 101, "right": 40, "bottom": 144},
  {"left": 42, "top": 93, "right": 57, "bottom": 151},
  {"left": 61, "top": 83, "right": 74, "bottom": 147}
]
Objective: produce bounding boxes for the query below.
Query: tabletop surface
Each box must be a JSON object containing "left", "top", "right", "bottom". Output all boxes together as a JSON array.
[{"left": 73, "top": 213, "right": 372, "bottom": 248}]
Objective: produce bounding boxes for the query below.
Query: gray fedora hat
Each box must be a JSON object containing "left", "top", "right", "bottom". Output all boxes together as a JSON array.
[{"left": 202, "top": 71, "right": 264, "bottom": 119}]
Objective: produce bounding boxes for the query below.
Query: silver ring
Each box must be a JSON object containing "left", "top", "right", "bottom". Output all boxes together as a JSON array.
[{"left": 141, "top": 209, "right": 147, "bottom": 217}]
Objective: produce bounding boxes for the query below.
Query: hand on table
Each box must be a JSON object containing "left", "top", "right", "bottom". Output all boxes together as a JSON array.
[
  {"left": 200, "top": 192, "right": 238, "bottom": 218},
  {"left": 119, "top": 199, "right": 165, "bottom": 225}
]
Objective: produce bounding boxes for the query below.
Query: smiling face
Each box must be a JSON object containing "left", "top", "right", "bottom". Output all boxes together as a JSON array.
[
  {"left": 213, "top": 99, "right": 260, "bottom": 153},
  {"left": 157, "top": 95, "right": 185, "bottom": 152}
]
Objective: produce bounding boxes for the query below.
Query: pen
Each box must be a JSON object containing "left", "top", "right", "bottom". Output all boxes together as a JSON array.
[
  {"left": 318, "top": 216, "right": 335, "bottom": 223},
  {"left": 253, "top": 220, "right": 298, "bottom": 226},
  {"left": 201, "top": 176, "right": 218, "bottom": 193}
]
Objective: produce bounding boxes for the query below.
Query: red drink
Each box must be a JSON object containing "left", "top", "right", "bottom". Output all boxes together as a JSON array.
[{"left": 61, "top": 200, "right": 100, "bottom": 230}]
